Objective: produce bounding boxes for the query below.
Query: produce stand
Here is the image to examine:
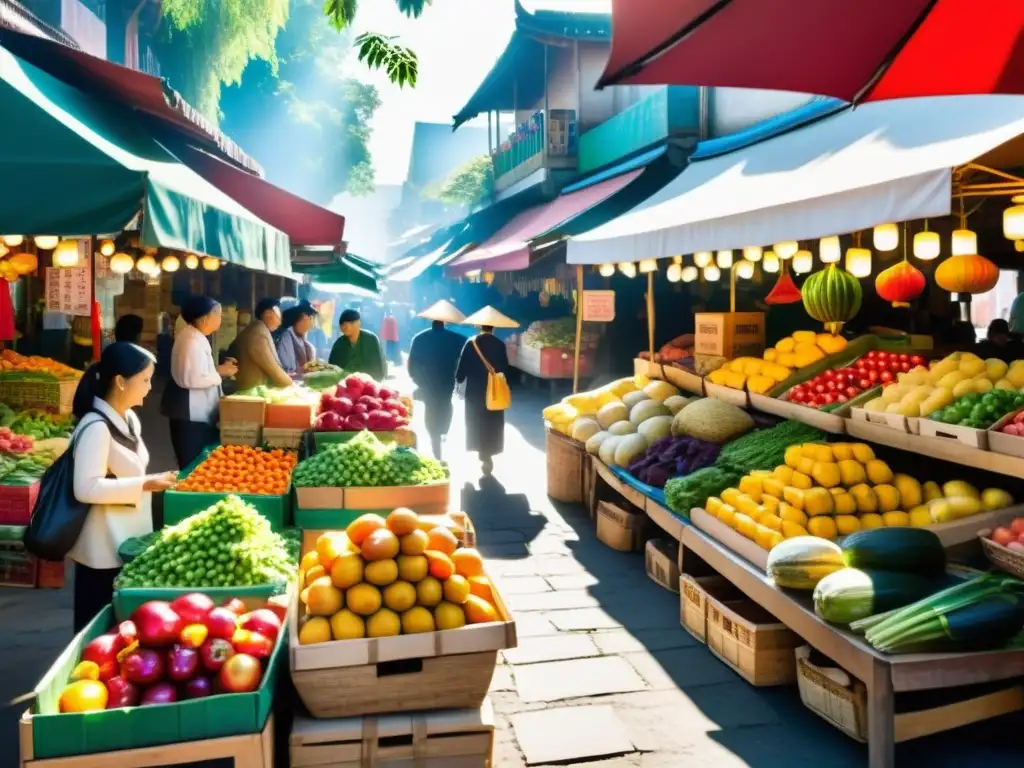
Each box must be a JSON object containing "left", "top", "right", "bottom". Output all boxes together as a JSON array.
[
  {"left": 680, "top": 524, "right": 1024, "bottom": 768},
  {"left": 0, "top": 378, "right": 78, "bottom": 415}
]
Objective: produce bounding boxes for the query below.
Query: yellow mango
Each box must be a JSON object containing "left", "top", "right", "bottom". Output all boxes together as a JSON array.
[
  {"left": 859, "top": 513, "right": 885, "bottom": 530},
  {"left": 761, "top": 494, "right": 780, "bottom": 515},
  {"left": 922, "top": 481, "right": 943, "bottom": 502},
  {"left": 927, "top": 357, "right": 959, "bottom": 383},
  {"left": 782, "top": 521, "right": 808, "bottom": 539},
  {"left": 724, "top": 371, "right": 747, "bottom": 389},
  {"left": 752, "top": 469, "right": 773, "bottom": 478},
  {"left": 986, "top": 358, "right": 1009, "bottom": 382},
  {"left": 952, "top": 378, "right": 975, "bottom": 398},
  {"left": 778, "top": 505, "right": 809, "bottom": 527},
  {"left": 850, "top": 443, "right": 875, "bottom": 463},
  {"left": 721, "top": 487, "right": 744, "bottom": 508},
  {"left": 883, "top": 511, "right": 911, "bottom": 527},
  {"left": 755, "top": 524, "right": 783, "bottom": 550},
  {"left": 973, "top": 378, "right": 993, "bottom": 393},
  {"left": 863, "top": 397, "right": 887, "bottom": 413},
  {"left": 790, "top": 471, "right": 813, "bottom": 490},
  {"left": 778, "top": 353, "right": 798, "bottom": 368},
  {"left": 838, "top": 459, "right": 867, "bottom": 487},
  {"left": 835, "top": 515, "right": 860, "bottom": 535},
  {"left": 776, "top": 337, "right": 796, "bottom": 353},
  {"left": 958, "top": 357, "right": 986, "bottom": 377},
  {"left": 762, "top": 477, "right": 785, "bottom": 499},
  {"left": 794, "top": 347, "right": 826, "bottom": 367},
  {"left": 909, "top": 506, "right": 933, "bottom": 528},
  {"left": 773, "top": 465, "right": 795, "bottom": 484},
  {"left": 782, "top": 486, "right": 804, "bottom": 510},
  {"left": 727, "top": 358, "right": 750, "bottom": 373},
  {"left": 811, "top": 461, "right": 841, "bottom": 489},
  {"left": 816, "top": 333, "right": 847, "bottom": 354},
  {"left": 849, "top": 483, "right": 878, "bottom": 514},
  {"left": 706, "top": 497, "right": 724, "bottom": 517},
  {"left": 738, "top": 475, "right": 763, "bottom": 501},
  {"left": 733, "top": 513, "right": 757, "bottom": 539},
  {"left": 734, "top": 494, "right": 763, "bottom": 518},
  {"left": 942, "top": 480, "right": 979, "bottom": 499},
  {"left": 759, "top": 514, "right": 783, "bottom": 532},
  {"left": 830, "top": 443, "right": 854, "bottom": 461},
  {"left": 881, "top": 384, "right": 907, "bottom": 403},
  {"left": 937, "top": 370, "right": 967, "bottom": 389},
  {"left": 982, "top": 488, "right": 1014, "bottom": 511},
  {"left": 796, "top": 457, "right": 816, "bottom": 476},
  {"left": 874, "top": 484, "right": 901, "bottom": 513},
  {"left": 1006, "top": 361, "right": 1024, "bottom": 388},
  {"left": 866, "top": 460, "right": 893, "bottom": 485},
  {"left": 742, "top": 359, "right": 764, "bottom": 376},
  {"left": 707, "top": 368, "right": 731, "bottom": 386},
  {"left": 892, "top": 474, "right": 922, "bottom": 509},
  {"left": 763, "top": 348, "right": 778, "bottom": 362},
  {"left": 794, "top": 341, "right": 822, "bottom": 356},
  {"left": 747, "top": 375, "right": 775, "bottom": 395},
  {"left": 831, "top": 490, "right": 857, "bottom": 517},
  {"left": 762, "top": 362, "right": 793, "bottom": 382},
  {"left": 717, "top": 503, "right": 737, "bottom": 527},
  {"left": 803, "top": 444, "right": 834, "bottom": 463},
  {"left": 929, "top": 496, "right": 982, "bottom": 523},
  {"left": 784, "top": 445, "right": 804, "bottom": 469},
  {"left": 792, "top": 330, "right": 817, "bottom": 345},
  {"left": 804, "top": 487, "right": 835, "bottom": 517},
  {"left": 807, "top": 516, "right": 838, "bottom": 541}
]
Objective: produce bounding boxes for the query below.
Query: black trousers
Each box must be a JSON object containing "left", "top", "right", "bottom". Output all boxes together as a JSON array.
[
  {"left": 169, "top": 419, "right": 218, "bottom": 470},
  {"left": 424, "top": 396, "right": 454, "bottom": 459},
  {"left": 74, "top": 562, "right": 120, "bottom": 633}
]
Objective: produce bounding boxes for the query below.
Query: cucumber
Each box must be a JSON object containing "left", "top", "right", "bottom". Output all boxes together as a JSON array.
[
  {"left": 840, "top": 528, "right": 945, "bottom": 577},
  {"left": 813, "top": 568, "right": 936, "bottom": 625}
]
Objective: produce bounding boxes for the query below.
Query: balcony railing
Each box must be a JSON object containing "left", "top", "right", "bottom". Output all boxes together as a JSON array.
[{"left": 491, "top": 109, "right": 577, "bottom": 183}]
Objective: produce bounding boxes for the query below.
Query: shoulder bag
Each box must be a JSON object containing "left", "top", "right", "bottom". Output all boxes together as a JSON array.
[{"left": 471, "top": 338, "right": 511, "bottom": 411}]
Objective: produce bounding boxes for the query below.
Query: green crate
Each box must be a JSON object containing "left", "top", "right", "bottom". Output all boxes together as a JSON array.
[
  {"left": 112, "top": 583, "right": 287, "bottom": 621},
  {"left": 293, "top": 507, "right": 365, "bottom": 530},
  {"left": 30, "top": 602, "right": 285, "bottom": 759}
]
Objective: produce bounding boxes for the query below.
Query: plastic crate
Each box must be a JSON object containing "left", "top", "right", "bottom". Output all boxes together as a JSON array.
[{"left": 0, "top": 480, "right": 40, "bottom": 525}]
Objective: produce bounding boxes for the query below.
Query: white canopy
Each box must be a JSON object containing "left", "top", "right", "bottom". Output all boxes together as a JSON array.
[{"left": 567, "top": 96, "right": 1024, "bottom": 265}]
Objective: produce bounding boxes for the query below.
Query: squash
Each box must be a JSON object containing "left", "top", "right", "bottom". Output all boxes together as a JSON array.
[
  {"left": 621, "top": 390, "right": 650, "bottom": 410},
  {"left": 840, "top": 527, "right": 945, "bottom": 577},
  {"left": 766, "top": 536, "right": 845, "bottom": 591},
  {"left": 801, "top": 264, "right": 863, "bottom": 334},
  {"left": 813, "top": 568, "right": 935, "bottom": 625},
  {"left": 630, "top": 399, "right": 670, "bottom": 426},
  {"left": 637, "top": 415, "right": 672, "bottom": 445},
  {"left": 643, "top": 380, "right": 680, "bottom": 402},
  {"left": 607, "top": 420, "right": 637, "bottom": 436},
  {"left": 569, "top": 417, "right": 601, "bottom": 443}
]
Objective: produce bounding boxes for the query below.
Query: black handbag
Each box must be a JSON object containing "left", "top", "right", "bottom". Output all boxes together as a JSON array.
[{"left": 22, "top": 412, "right": 139, "bottom": 562}]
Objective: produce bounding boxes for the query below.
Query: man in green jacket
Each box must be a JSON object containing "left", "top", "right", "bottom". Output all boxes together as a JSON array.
[{"left": 329, "top": 308, "right": 387, "bottom": 381}]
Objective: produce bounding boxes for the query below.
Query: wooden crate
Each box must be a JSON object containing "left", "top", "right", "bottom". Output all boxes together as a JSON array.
[
  {"left": 916, "top": 417, "right": 988, "bottom": 449},
  {"left": 263, "top": 427, "right": 306, "bottom": 450},
  {"left": 0, "top": 379, "right": 77, "bottom": 415},
  {"left": 644, "top": 538, "right": 679, "bottom": 593},
  {"left": 705, "top": 595, "right": 802, "bottom": 687},
  {"left": 221, "top": 421, "right": 262, "bottom": 446},
  {"left": 796, "top": 646, "right": 868, "bottom": 742},
  {"left": 219, "top": 395, "right": 267, "bottom": 425},
  {"left": 679, "top": 574, "right": 742, "bottom": 643},
  {"left": 596, "top": 501, "right": 645, "bottom": 552},
  {"left": 343, "top": 482, "right": 450, "bottom": 515},
  {"left": 19, "top": 712, "right": 274, "bottom": 767},
  {"left": 290, "top": 700, "right": 495, "bottom": 767}
]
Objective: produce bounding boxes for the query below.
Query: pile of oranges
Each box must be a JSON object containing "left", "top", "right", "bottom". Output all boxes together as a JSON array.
[{"left": 176, "top": 445, "right": 297, "bottom": 495}]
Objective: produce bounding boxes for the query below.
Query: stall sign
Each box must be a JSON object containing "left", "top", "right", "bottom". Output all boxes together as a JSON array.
[
  {"left": 45, "top": 267, "right": 91, "bottom": 316},
  {"left": 582, "top": 290, "right": 615, "bottom": 322}
]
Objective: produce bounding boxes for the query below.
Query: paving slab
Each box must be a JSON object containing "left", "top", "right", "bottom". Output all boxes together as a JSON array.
[
  {"left": 506, "top": 590, "right": 601, "bottom": 612},
  {"left": 514, "top": 656, "right": 647, "bottom": 703},
  {"left": 493, "top": 576, "right": 551, "bottom": 594},
  {"left": 544, "top": 607, "right": 622, "bottom": 631},
  {"left": 624, "top": 648, "right": 740, "bottom": 690},
  {"left": 591, "top": 628, "right": 697, "bottom": 655},
  {"left": 544, "top": 572, "right": 599, "bottom": 590},
  {"left": 512, "top": 705, "right": 635, "bottom": 765},
  {"left": 489, "top": 666, "right": 516, "bottom": 692},
  {"left": 513, "top": 614, "right": 561, "bottom": 637},
  {"left": 503, "top": 634, "right": 600, "bottom": 666}
]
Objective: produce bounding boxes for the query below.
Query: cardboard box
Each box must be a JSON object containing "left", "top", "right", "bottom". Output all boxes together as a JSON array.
[
  {"left": 219, "top": 395, "right": 267, "bottom": 425},
  {"left": 694, "top": 312, "right": 765, "bottom": 359},
  {"left": 220, "top": 421, "right": 262, "bottom": 447},
  {"left": 645, "top": 538, "right": 680, "bottom": 593},
  {"left": 295, "top": 486, "right": 345, "bottom": 510},
  {"left": 679, "top": 574, "right": 742, "bottom": 643},
  {"left": 596, "top": 501, "right": 645, "bottom": 552},
  {"left": 705, "top": 595, "right": 801, "bottom": 686}
]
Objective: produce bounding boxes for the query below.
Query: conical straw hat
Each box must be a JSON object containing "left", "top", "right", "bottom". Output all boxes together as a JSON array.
[
  {"left": 462, "top": 305, "right": 519, "bottom": 329},
  {"left": 418, "top": 300, "right": 465, "bottom": 323}
]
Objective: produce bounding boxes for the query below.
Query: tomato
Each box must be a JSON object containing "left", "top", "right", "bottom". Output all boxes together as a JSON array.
[
  {"left": 1010, "top": 519, "right": 1024, "bottom": 536},
  {"left": 857, "top": 378, "right": 870, "bottom": 389},
  {"left": 223, "top": 598, "right": 247, "bottom": 616},
  {"left": 822, "top": 393, "right": 836, "bottom": 404},
  {"left": 845, "top": 386, "right": 860, "bottom": 399},
  {"left": 59, "top": 680, "right": 109, "bottom": 713},
  {"left": 910, "top": 355, "right": 925, "bottom": 366},
  {"left": 898, "top": 353, "right": 909, "bottom": 362},
  {"left": 218, "top": 653, "right": 262, "bottom": 693},
  {"left": 879, "top": 371, "right": 893, "bottom": 383},
  {"left": 823, "top": 369, "right": 836, "bottom": 380},
  {"left": 993, "top": 527, "right": 1016, "bottom": 547},
  {"left": 868, "top": 370, "right": 879, "bottom": 383}
]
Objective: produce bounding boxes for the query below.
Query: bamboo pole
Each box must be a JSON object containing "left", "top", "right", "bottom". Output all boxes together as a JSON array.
[
  {"left": 572, "top": 264, "right": 583, "bottom": 393},
  {"left": 729, "top": 261, "right": 737, "bottom": 313},
  {"left": 646, "top": 270, "right": 655, "bottom": 360}
]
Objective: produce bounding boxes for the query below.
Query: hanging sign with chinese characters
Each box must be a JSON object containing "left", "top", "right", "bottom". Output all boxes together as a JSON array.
[{"left": 45, "top": 267, "right": 91, "bottom": 316}]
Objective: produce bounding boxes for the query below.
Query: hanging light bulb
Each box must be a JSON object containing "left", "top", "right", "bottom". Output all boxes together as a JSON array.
[
  {"left": 845, "top": 247, "right": 872, "bottom": 278},
  {"left": 185, "top": 254, "right": 200, "bottom": 270},
  {"left": 638, "top": 258, "right": 657, "bottom": 274},
  {"left": 671, "top": 255, "right": 683, "bottom": 264},
  {"left": 736, "top": 260, "right": 755, "bottom": 280},
  {"left": 762, "top": 251, "right": 779, "bottom": 273},
  {"left": 135, "top": 254, "right": 157, "bottom": 274},
  {"left": 618, "top": 262, "right": 636, "bottom": 278},
  {"left": 681, "top": 266, "right": 698, "bottom": 283},
  {"left": 913, "top": 229, "right": 940, "bottom": 260},
  {"left": 34, "top": 235, "right": 59, "bottom": 250},
  {"left": 1005, "top": 196, "right": 1024, "bottom": 240},
  {"left": 109, "top": 252, "right": 134, "bottom": 275},
  {"left": 873, "top": 223, "right": 899, "bottom": 251},
  {"left": 666, "top": 263, "right": 682, "bottom": 282},
  {"left": 773, "top": 241, "right": 798, "bottom": 260},
  {"left": 951, "top": 228, "right": 977, "bottom": 256},
  {"left": 819, "top": 236, "right": 841, "bottom": 264},
  {"left": 1017, "top": 240, "right": 1024, "bottom": 253},
  {"left": 598, "top": 263, "right": 615, "bottom": 277},
  {"left": 99, "top": 239, "right": 116, "bottom": 257},
  {"left": 52, "top": 239, "right": 80, "bottom": 268},
  {"left": 202, "top": 256, "right": 220, "bottom": 271},
  {"left": 742, "top": 245, "right": 762, "bottom": 262},
  {"left": 792, "top": 249, "right": 813, "bottom": 274},
  {"left": 694, "top": 251, "right": 712, "bottom": 268},
  {"left": 162, "top": 254, "right": 181, "bottom": 272},
  {"left": 703, "top": 265, "right": 721, "bottom": 281},
  {"left": 716, "top": 250, "right": 733, "bottom": 268},
  {"left": 1, "top": 235, "right": 23, "bottom": 248}
]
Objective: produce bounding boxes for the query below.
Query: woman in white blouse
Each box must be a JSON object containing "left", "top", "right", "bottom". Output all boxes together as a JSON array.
[
  {"left": 70, "top": 342, "right": 177, "bottom": 631},
  {"left": 161, "top": 296, "right": 238, "bottom": 469}
]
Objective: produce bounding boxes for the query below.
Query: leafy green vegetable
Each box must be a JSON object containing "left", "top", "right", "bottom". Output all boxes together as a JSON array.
[
  {"left": 664, "top": 466, "right": 741, "bottom": 517},
  {"left": 716, "top": 419, "right": 825, "bottom": 474}
]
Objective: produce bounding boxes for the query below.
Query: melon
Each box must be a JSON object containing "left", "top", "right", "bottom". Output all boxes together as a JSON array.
[
  {"left": 607, "top": 420, "right": 638, "bottom": 436},
  {"left": 621, "top": 390, "right": 651, "bottom": 410},
  {"left": 663, "top": 395, "right": 692, "bottom": 414},
  {"left": 630, "top": 400, "right": 671, "bottom": 426},
  {"left": 637, "top": 415, "right": 672, "bottom": 445},
  {"left": 766, "top": 536, "right": 845, "bottom": 590},
  {"left": 585, "top": 431, "right": 611, "bottom": 455},
  {"left": 643, "top": 380, "right": 680, "bottom": 403},
  {"left": 596, "top": 401, "right": 629, "bottom": 429},
  {"left": 570, "top": 417, "right": 601, "bottom": 443},
  {"left": 598, "top": 435, "right": 623, "bottom": 465},
  {"left": 613, "top": 434, "right": 648, "bottom": 467}
]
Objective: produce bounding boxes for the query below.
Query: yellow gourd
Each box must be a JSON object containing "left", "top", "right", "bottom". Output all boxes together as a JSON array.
[
  {"left": 807, "top": 516, "right": 838, "bottom": 541},
  {"left": 811, "top": 461, "right": 841, "bottom": 489},
  {"left": 865, "top": 459, "right": 893, "bottom": 485},
  {"left": 803, "top": 487, "right": 835, "bottom": 517},
  {"left": 874, "top": 484, "right": 901, "bottom": 513},
  {"left": 790, "top": 471, "right": 813, "bottom": 490}
]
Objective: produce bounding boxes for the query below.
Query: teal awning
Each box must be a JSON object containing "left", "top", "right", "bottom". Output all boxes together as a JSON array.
[
  {"left": 296, "top": 255, "right": 379, "bottom": 295},
  {"left": 0, "top": 45, "right": 291, "bottom": 275}
]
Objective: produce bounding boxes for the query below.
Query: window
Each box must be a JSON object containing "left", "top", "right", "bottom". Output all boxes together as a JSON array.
[{"left": 971, "top": 269, "right": 1019, "bottom": 339}]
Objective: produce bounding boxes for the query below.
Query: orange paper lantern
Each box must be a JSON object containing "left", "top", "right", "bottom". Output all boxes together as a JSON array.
[
  {"left": 934, "top": 254, "right": 998, "bottom": 296},
  {"left": 875, "top": 259, "right": 925, "bottom": 308}
]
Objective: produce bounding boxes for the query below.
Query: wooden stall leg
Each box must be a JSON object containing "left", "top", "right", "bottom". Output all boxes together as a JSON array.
[{"left": 867, "top": 660, "right": 895, "bottom": 768}]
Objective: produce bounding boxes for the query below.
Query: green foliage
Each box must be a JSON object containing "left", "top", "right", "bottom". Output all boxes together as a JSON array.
[
  {"left": 430, "top": 155, "right": 494, "bottom": 207},
  {"left": 323, "top": 0, "right": 428, "bottom": 87}
]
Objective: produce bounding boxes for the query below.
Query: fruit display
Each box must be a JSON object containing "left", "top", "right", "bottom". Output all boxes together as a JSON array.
[
  {"left": 296, "top": 508, "right": 502, "bottom": 644},
  {"left": 56, "top": 594, "right": 280, "bottom": 712},
  {"left": 860, "top": 351, "right": 1024, "bottom": 418},
  {"left": 929, "top": 389, "right": 1024, "bottom": 429},
  {"left": 234, "top": 384, "right": 321, "bottom": 406},
  {"left": 626, "top": 436, "right": 721, "bottom": 488},
  {"left": 115, "top": 497, "right": 298, "bottom": 589},
  {"left": 175, "top": 445, "right": 297, "bottom": 495},
  {"left": 986, "top": 517, "right": 1024, "bottom": 553},
  {"left": 292, "top": 430, "right": 446, "bottom": 488},
  {"left": 301, "top": 361, "right": 345, "bottom": 391},
  {"left": 706, "top": 331, "right": 847, "bottom": 394},
  {"left": 0, "top": 428, "right": 61, "bottom": 481},
  {"left": 0, "top": 404, "right": 76, "bottom": 438},
  {"left": 545, "top": 374, "right": 684, "bottom": 442},
  {"left": 997, "top": 411, "right": 1024, "bottom": 437},
  {"left": 704, "top": 440, "right": 1014, "bottom": 548},
  {"left": 637, "top": 333, "right": 694, "bottom": 364},
  {"left": 521, "top": 318, "right": 599, "bottom": 350},
  {"left": 787, "top": 350, "right": 927, "bottom": 409},
  {"left": 315, "top": 373, "right": 410, "bottom": 432},
  {"left": 801, "top": 264, "right": 863, "bottom": 334},
  {"left": 0, "top": 349, "right": 80, "bottom": 379}
]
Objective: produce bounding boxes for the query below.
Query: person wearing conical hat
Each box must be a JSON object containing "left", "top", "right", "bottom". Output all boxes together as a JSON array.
[
  {"left": 455, "top": 306, "right": 519, "bottom": 476},
  {"left": 408, "top": 300, "right": 467, "bottom": 460}
]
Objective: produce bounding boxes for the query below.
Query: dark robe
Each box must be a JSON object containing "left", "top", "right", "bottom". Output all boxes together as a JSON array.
[
  {"left": 456, "top": 331, "right": 508, "bottom": 458},
  {"left": 408, "top": 326, "right": 465, "bottom": 448}
]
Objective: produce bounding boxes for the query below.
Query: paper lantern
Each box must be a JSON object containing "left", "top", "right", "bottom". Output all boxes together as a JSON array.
[
  {"left": 762, "top": 251, "right": 779, "bottom": 273},
  {"left": 716, "top": 250, "right": 733, "bottom": 268},
  {"left": 703, "top": 265, "right": 721, "bottom": 281},
  {"left": 913, "top": 230, "right": 940, "bottom": 260},
  {"left": 681, "top": 266, "right": 698, "bottom": 283},
  {"left": 694, "top": 251, "right": 712, "bottom": 268},
  {"left": 873, "top": 223, "right": 898, "bottom": 251},
  {"left": 818, "top": 236, "right": 841, "bottom": 264},
  {"left": 34, "top": 235, "right": 59, "bottom": 250},
  {"left": 792, "top": 250, "right": 813, "bottom": 274},
  {"left": 742, "top": 246, "right": 762, "bottom": 262},
  {"left": 202, "top": 256, "right": 221, "bottom": 271},
  {"left": 8, "top": 252, "right": 38, "bottom": 275},
  {"left": 876, "top": 259, "right": 925, "bottom": 307},
  {"left": 845, "top": 247, "right": 872, "bottom": 278},
  {"left": 639, "top": 258, "right": 657, "bottom": 274},
  {"left": 110, "top": 252, "right": 134, "bottom": 274},
  {"left": 185, "top": 254, "right": 200, "bottom": 269},
  {"left": 802, "top": 264, "right": 863, "bottom": 334},
  {"left": 736, "top": 260, "right": 755, "bottom": 279},
  {"left": 52, "top": 240, "right": 80, "bottom": 268},
  {"left": 99, "top": 239, "right": 116, "bottom": 257},
  {"left": 135, "top": 255, "right": 157, "bottom": 274},
  {"left": 951, "top": 229, "right": 977, "bottom": 256},
  {"left": 765, "top": 271, "right": 801, "bottom": 305},
  {"left": 934, "top": 254, "right": 998, "bottom": 296},
  {"left": 773, "top": 241, "right": 798, "bottom": 260},
  {"left": 162, "top": 255, "right": 181, "bottom": 272},
  {"left": 1004, "top": 197, "right": 1024, "bottom": 240},
  {"left": 1, "top": 235, "right": 23, "bottom": 248},
  {"left": 0, "top": 243, "right": 6, "bottom": 258},
  {"left": 598, "top": 263, "right": 615, "bottom": 277},
  {"left": 666, "top": 263, "right": 682, "bottom": 282}
]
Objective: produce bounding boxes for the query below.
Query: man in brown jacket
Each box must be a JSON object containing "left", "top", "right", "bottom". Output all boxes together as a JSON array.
[{"left": 232, "top": 298, "right": 293, "bottom": 391}]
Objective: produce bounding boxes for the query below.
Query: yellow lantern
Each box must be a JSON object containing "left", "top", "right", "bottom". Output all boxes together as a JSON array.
[
  {"left": 742, "top": 245, "right": 762, "bottom": 262},
  {"left": 935, "top": 254, "right": 999, "bottom": 296},
  {"left": 638, "top": 258, "right": 657, "bottom": 274},
  {"left": 716, "top": 250, "right": 733, "bottom": 268},
  {"left": 0, "top": 243, "right": 6, "bottom": 258},
  {"left": 773, "top": 241, "right": 798, "bottom": 260},
  {"left": 792, "top": 249, "right": 813, "bottom": 274},
  {"left": 99, "top": 239, "right": 116, "bottom": 257},
  {"left": 951, "top": 229, "right": 977, "bottom": 256},
  {"left": 666, "top": 263, "right": 682, "bottom": 282},
  {"left": 681, "top": 265, "right": 698, "bottom": 283},
  {"left": 618, "top": 262, "right": 636, "bottom": 278},
  {"left": 818, "top": 236, "right": 841, "bottom": 264},
  {"left": 703, "top": 265, "right": 721, "bottom": 281},
  {"left": 34, "top": 235, "right": 59, "bottom": 250},
  {"left": 762, "top": 251, "right": 779, "bottom": 273},
  {"left": 1016, "top": 240, "right": 1024, "bottom": 253},
  {"left": 1, "top": 235, "right": 23, "bottom": 248},
  {"left": 913, "top": 230, "right": 940, "bottom": 260},
  {"left": 202, "top": 256, "right": 220, "bottom": 271},
  {"left": 135, "top": 255, "right": 157, "bottom": 274},
  {"left": 873, "top": 223, "right": 898, "bottom": 252},
  {"left": 845, "top": 247, "right": 872, "bottom": 278},
  {"left": 162, "top": 255, "right": 181, "bottom": 272},
  {"left": 598, "top": 263, "right": 615, "bottom": 277},
  {"left": 109, "top": 252, "right": 134, "bottom": 274},
  {"left": 1004, "top": 196, "right": 1024, "bottom": 240},
  {"left": 52, "top": 239, "right": 80, "bottom": 268},
  {"left": 736, "top": 260, "right": 755, "bottom": 279},
  {"left": 694, "top": 251, "right": 712, "bottom": 268},
  {"left": 185, "top": 254, "right": 200, "bottom": 270}
]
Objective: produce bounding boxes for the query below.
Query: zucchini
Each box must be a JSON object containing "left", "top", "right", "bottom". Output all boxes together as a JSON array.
[
  {"left": 813, "top": 568, "right": 936, "bottom": 625},
  {"left": 840, "top": 528, "right": 945, "bottom": 577}
]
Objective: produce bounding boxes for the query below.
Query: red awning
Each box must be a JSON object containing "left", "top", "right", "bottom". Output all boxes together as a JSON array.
[
  {"left": 180, "top": 147, "right": 344, "bottom": 248},
  {"left": 448, "top": 170, "right": 643, "bottom": 274}
]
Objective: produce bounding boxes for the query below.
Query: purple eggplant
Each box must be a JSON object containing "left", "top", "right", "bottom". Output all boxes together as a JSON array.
[
  {"left": 140, "top": 682, "right": 178, "bottom": 706},
  {"left": 166, "top": 646, "right": 199, "bottom": 682},
  {"left": 122, "top": 648, "right": 165, "bottom": 686}
]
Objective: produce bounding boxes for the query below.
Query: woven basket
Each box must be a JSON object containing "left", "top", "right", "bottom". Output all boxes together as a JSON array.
[
  {"left": 980, "top": 535, "right": 1024, "bottom": 579},
  {"left": 545, "top": 425, "right": 584, "bottom": 503}
]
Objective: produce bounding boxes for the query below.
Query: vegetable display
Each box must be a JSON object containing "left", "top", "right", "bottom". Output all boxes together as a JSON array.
[
  {"left": 706, "top": 331, "right": 848, "bottom": 394},
  {"left": 315, "top": 374, "right": 410, "bottom": 433},
  {"left": 787, "top": 350, "right": 927, "bottom": 409},
  {"left": 115, "top": 497, "right": 298, "bottom": 589},
  {"left": 234, "top": 384, "right": 320, "bottom": 405},
  {"left": 0, "top": 349, "right": 80, "bottom": 379},
  {"left": 521, "top": 319, "right": 599, "bottom": 350},
  {"left": 292, "top": 430, "right": 446, "bottom": 488},
  {"left": 543, "top": 374, "right": 656, "bottom": 436},
  {"left": 0, "top": 429, "right": 61, "bottom": 481},
  {"left": 813, "top": 568, "right": 935, "bottom": 625},
  {"left": 0, "top": 404, "right": 75, "bottom": 438},
  {"left": 988, "top": 517, "right": 1024, "bottom": 552},
  {"left": 766, "top": 536, "right": 846, "bottom": 590},
  {"left": 626, "top": 436, "right": 721, "bottom": 488},
  {"left": 929, "top": 389, "right": 1024, "bottom": 429},
  {"left": 175, "top": 446, "right": 297, "bottom": 495}
]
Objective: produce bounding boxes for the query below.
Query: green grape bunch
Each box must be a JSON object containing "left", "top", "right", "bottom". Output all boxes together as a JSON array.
[{"left": 292, "top": 430, "right": 449, "bottom": 488}]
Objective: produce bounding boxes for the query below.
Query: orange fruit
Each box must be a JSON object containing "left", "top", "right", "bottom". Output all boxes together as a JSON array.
[
  {"left": 450, "top": 548, "right": 485, "bottom": 578},
  {"left": 463, "top": 594, "right": 500, "bottom": 624},
  {"left": 443, "top": 574, "right": 470, "bottom": 604},
  {"left": 424, "top": 550, "right": 454, "bottom": 580},
  {"left": 386, "top": 508, "right": 420, "bottom": 536},
  {"left": 425, "top": 527, "right": 458, "bottom": 556},
  {"left": 305, "top": 577, "right": 344, "bottom": 616},
  {"left": 305, "top": 564, "right": 326, "bottom": 584},
  {"left": 361, "top": 529, "right": 400, "bottom": 561},
  {"left": 400, "top": 529, "right": 429, "bottom": 555},
  {"left": 468, "top": 576, "right": 495, "bottom": 604},
  {"left": 316, "top": 531, "right": 355, "bottom": 569},
  {"left": 346, "top": 514, "right": 387, "bottom": 546}
]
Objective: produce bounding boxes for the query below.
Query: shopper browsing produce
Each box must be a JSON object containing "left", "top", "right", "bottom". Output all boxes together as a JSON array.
[
  {"left": 276, "top": 301, "right": 318, "bottom": 374},
  {"left": 231, "top": 298, "right": 293, "bottom": 391}
]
